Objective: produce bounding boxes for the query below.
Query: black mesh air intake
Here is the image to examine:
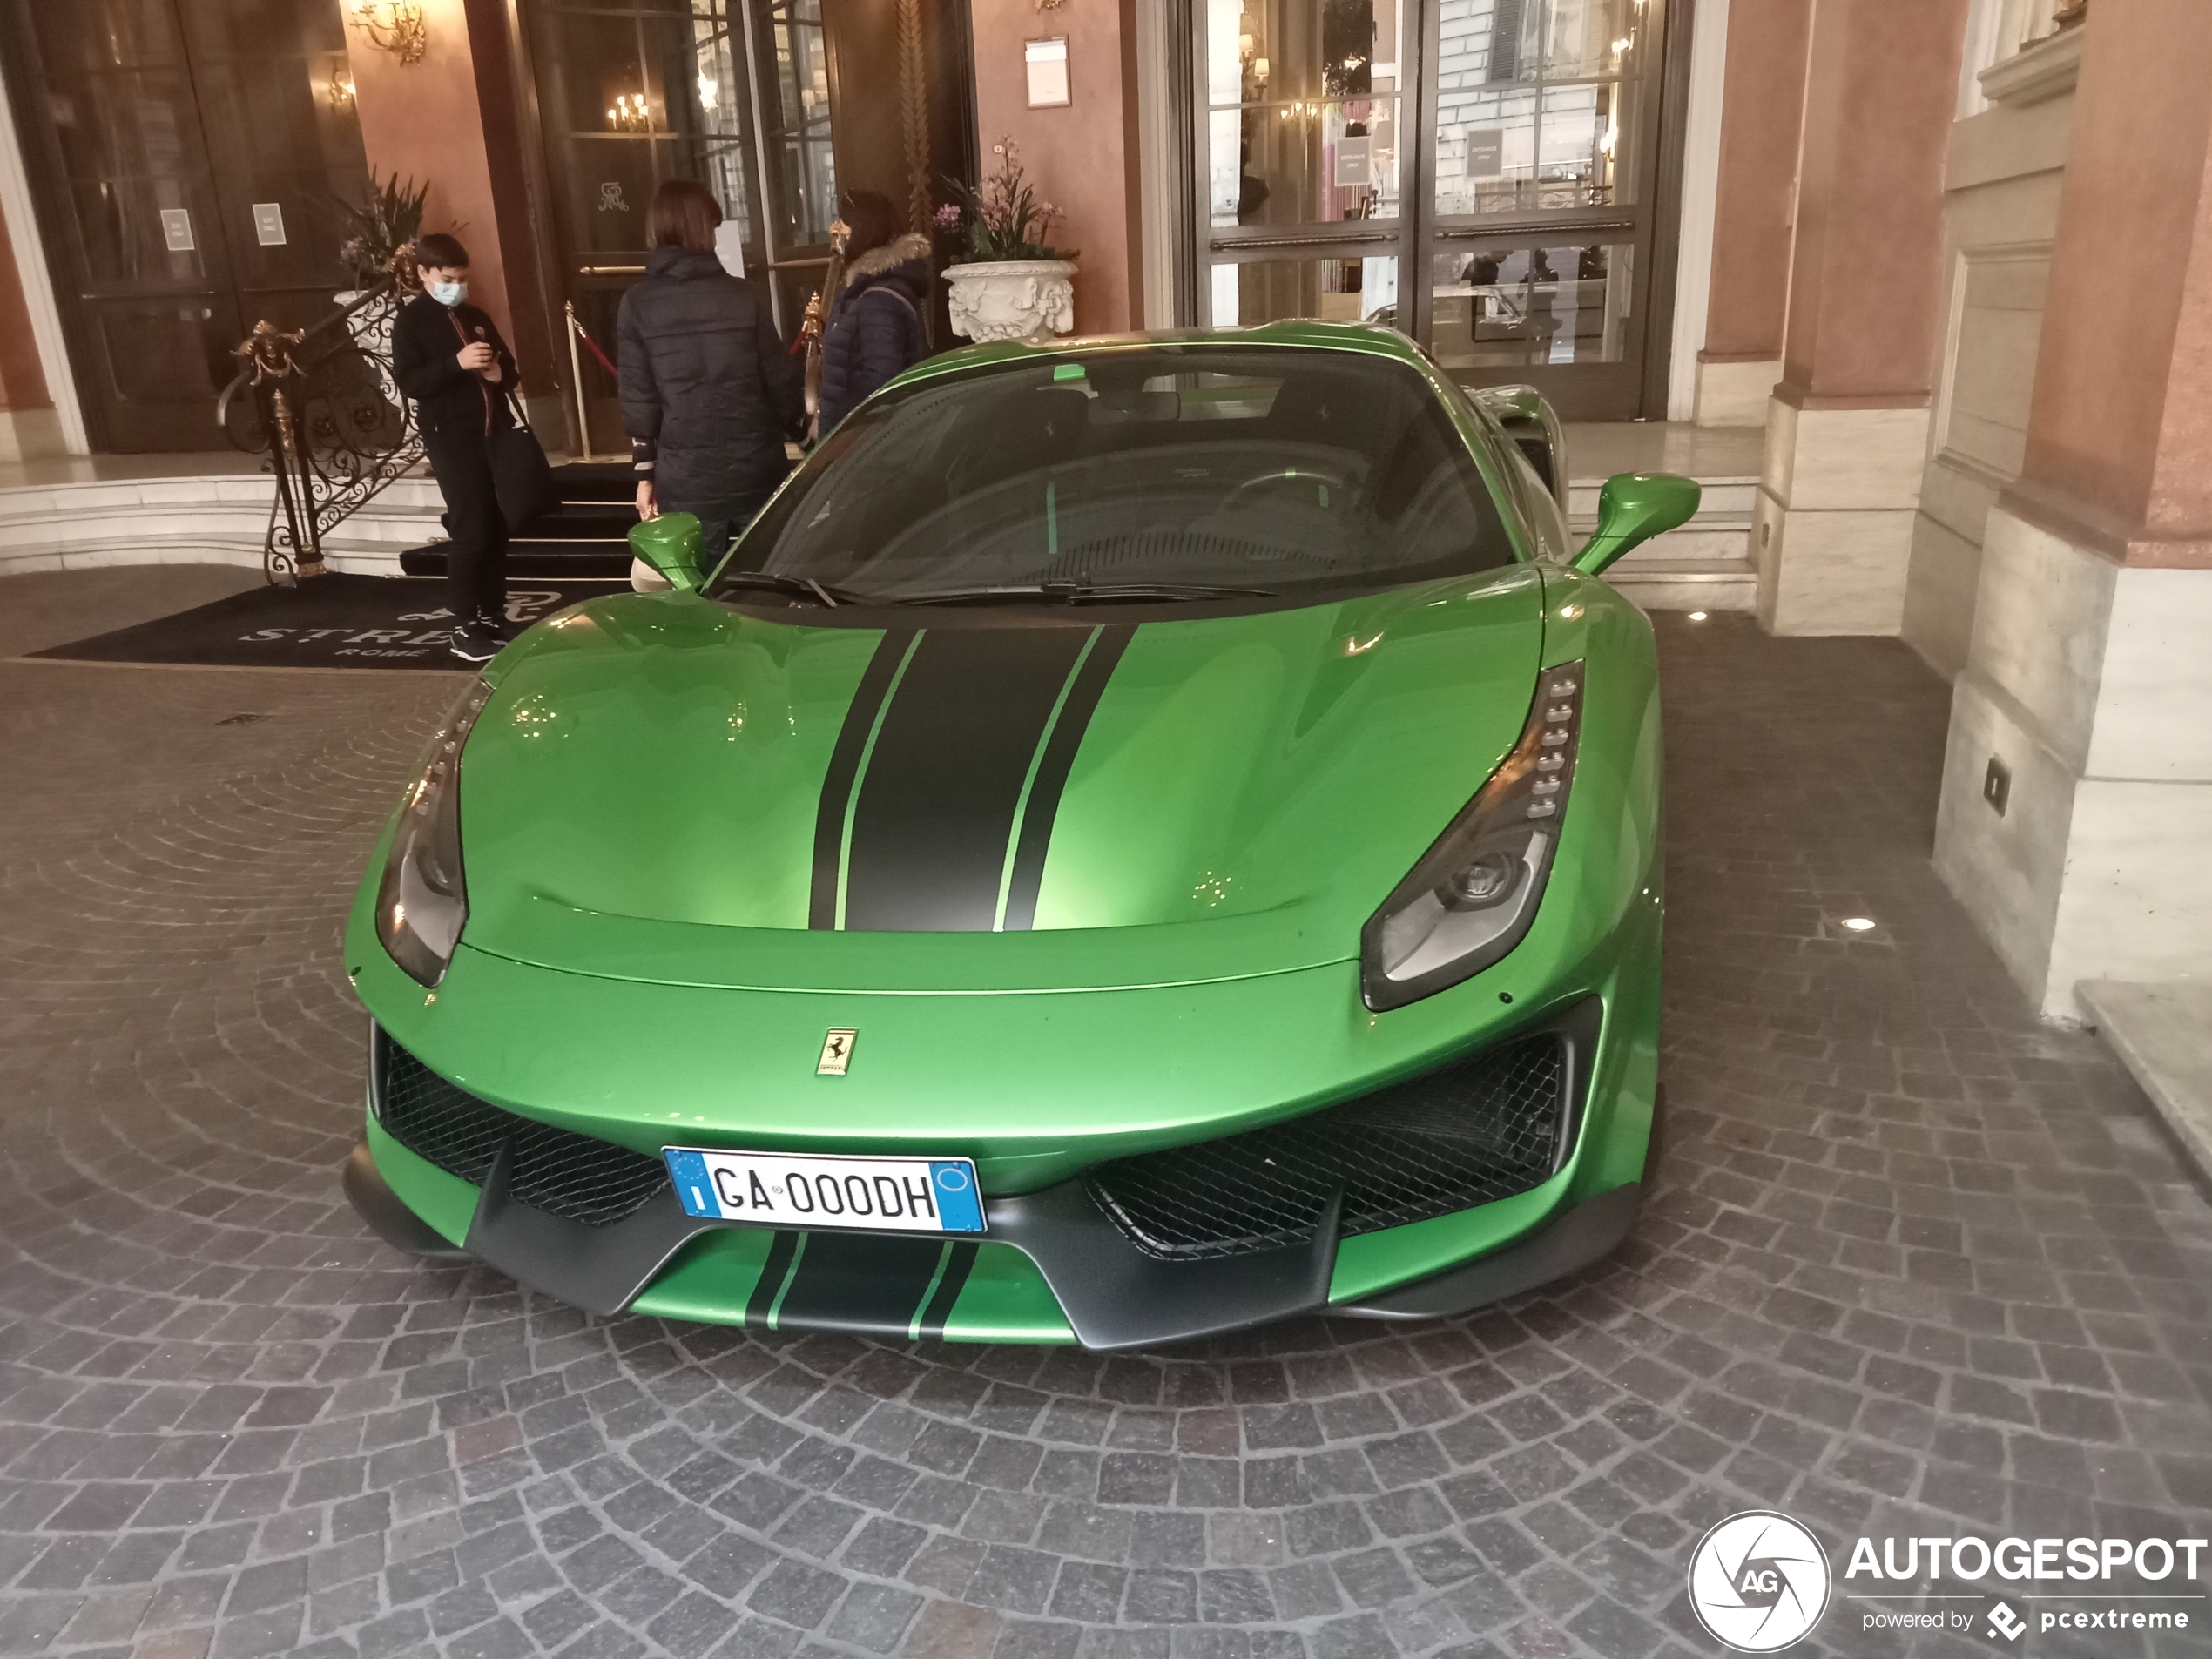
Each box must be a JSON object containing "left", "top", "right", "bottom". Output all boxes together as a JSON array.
[
  {"left": 1086, "top": 1033, "right": 1569, "bottom": 1260},
  {"left": 372, "top": 1029, "right": 670, "bottom": 1227}
]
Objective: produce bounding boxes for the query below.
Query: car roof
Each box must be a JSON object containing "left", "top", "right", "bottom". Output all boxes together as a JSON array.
[{"left": 889, "top": 321, "right": 1440, "bottom": 392}]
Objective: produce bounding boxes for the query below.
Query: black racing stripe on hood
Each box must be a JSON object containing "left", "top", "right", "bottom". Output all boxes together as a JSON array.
[
  {"left": 810, "top": 629, "right": 917, "bottom": 930},
  {"left": 1001, "top": 625, "right": 1134, "bottom": 932},
  {"left": 842, "top": 628, "right": 1091, "bottom": 931},
  {"left": 772, "top": 1231, "right": 946, "bottom": 1338}
]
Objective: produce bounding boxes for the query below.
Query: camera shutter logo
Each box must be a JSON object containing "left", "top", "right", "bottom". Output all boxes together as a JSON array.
[{"left": 1687, "top": 1511, "right": 1831, "bottom": 1652}]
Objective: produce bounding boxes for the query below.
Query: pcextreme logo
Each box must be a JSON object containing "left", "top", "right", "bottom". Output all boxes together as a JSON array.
[{"left": 1687, "top": 1511, "right": 1832, "bottom": 1652}]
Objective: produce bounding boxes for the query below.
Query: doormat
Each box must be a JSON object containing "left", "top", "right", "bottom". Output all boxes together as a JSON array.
[{"left": 29, "top": 576, "right": 626, "bottom": 671}]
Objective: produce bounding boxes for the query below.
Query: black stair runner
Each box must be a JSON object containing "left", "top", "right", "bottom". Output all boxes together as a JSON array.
[{"left": 400, "top": 461, "right": 637, "bottom": 580}]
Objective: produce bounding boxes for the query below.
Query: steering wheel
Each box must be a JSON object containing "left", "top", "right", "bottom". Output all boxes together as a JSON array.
[{"left": 1224, "top": 467, "right": 1349, "bottom": 510}]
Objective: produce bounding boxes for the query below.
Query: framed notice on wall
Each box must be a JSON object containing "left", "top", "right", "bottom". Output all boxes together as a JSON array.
[{"left": 1025, "top": 37, "right": 1069, "bottom": 108}]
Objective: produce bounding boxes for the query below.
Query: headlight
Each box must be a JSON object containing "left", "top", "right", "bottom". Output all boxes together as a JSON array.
[
  {"left": 1360, "top": 660, "right": 1585, "bottom": 1010},
  {"left": 376, "top": 678, "right": 495, "bottom": 986}
]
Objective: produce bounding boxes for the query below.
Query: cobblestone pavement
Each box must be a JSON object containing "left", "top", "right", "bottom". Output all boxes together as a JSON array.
[{"left": 3, "top": 573, "right": 2209, "bottom": 1659}]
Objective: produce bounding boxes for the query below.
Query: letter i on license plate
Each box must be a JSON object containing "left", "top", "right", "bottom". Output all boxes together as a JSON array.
[{"left": 661, "top": 1149, "right": 985, "bottom": 1234}]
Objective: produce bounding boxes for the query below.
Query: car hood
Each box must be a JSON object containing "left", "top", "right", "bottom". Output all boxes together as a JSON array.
[{"left": 457, "top": 568, "right": 1549, "bottom": 990}]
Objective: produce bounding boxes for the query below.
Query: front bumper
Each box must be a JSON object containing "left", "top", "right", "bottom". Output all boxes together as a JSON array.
[
  {"left": 346, "top": 1130, "right": 1642, "bottom": 1345},
  {"left": 351, "top": 989, "right": 1651, "bottom": 1348}
]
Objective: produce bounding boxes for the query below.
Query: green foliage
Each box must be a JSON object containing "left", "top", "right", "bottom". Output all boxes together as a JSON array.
[
  {"left": 938, "top": 138, "right": 1076, "bottom": 263},
  {"left": 331, "top": 172, "right": 431, "bottom": 284}
]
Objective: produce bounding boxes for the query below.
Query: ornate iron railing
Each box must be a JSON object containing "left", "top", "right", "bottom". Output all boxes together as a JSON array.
[{"left": 218, "top": 278, "right": 422, "bottom": 584}]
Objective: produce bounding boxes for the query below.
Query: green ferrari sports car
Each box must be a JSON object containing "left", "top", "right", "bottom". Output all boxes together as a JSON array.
[{"left": 343, "top": 322, "right": 1696, "bottom": 1349}]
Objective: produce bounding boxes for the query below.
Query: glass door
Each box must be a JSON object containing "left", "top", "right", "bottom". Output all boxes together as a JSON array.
[
  {"left": 527, "top": 0, "right": 762, "bottom": 453},
  {"left": 742, "top": 0, "right": 840, "bottom": 330},
  {"left": 1194, "top": 0, "right": 1413, "bottom": 334},
  {"left": 1190, "top": 0, "right": 1675, "bottom": 421},
  {"left": 1420, "top": 0, "right": 1667, "bottom": 418},
  {"left": 524, "top": 0, "right": 842, "bottom": 452}
]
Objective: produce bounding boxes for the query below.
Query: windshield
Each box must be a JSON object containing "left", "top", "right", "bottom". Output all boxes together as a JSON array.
[{"left": 711, "top": 345, "right": 1515, "bottom": 604}]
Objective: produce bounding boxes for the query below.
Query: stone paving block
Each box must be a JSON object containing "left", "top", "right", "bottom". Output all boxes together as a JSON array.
[{"left": 2, "top": 602, "right": 2211, "bottom": 1659}]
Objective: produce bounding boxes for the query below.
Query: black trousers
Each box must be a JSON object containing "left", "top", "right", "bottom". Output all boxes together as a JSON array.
[
  {"left": 664, "top": 488, "right": 777, "bottom": 572},
  {"left": 425, "top": 433, "right": 509, "bottom": 625}
]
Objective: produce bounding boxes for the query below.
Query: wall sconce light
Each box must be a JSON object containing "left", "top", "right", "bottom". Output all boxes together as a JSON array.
[
  {"left": 348, "top": 2, "right": 428, "bottom": 65},
  {"left": 607, "top": 92, "right": 650, "bottom": 132},
  {"left": 327, "top": 70, "right": 357, "bottom": 110},
  {"left": 697, "top": 71, "right": 718, "bottom": 111}
]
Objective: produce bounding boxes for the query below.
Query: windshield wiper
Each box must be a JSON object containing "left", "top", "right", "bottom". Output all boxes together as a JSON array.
[
  {"left": 900, "top": 580, "right": 1278, "bottom": 606},
  {"left": 714, "top": 570, "right": 872, "bottom": 607}
]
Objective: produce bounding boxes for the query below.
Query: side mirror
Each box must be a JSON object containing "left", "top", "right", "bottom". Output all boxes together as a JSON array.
[
  {"left": 1574, "top": 473, "right": 1700, "bottom": 577},
  {"left": 630, "top": 512, "right": 705, "bottom": 591}
]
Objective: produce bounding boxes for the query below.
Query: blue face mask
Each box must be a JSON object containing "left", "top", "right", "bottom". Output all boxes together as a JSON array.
[{"left": 428, "top": 279, "right": 468, "bottom": 307}]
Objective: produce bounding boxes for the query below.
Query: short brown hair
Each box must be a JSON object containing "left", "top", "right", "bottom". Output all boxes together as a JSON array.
[{"left": 650, "top": 179, "right": 723, "bottom": 253}]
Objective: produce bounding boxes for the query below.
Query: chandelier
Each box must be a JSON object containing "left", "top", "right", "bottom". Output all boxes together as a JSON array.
[{"left": 347, "top": 2, "right": 427, "bottom": 65}]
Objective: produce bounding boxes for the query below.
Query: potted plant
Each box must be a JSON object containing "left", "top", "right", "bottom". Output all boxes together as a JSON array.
[
  {"left": 327, "top": 172, "right": 430, "bottom": 359},
  {"left": 936, "top": 139, "right": 1077, "bottom": 342},
  {"left": 333, "top": 171, "right": 429, "bottom": 294}
]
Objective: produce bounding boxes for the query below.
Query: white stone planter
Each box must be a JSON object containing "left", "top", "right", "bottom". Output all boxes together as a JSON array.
[{"left": 946, "top": 260, "right": 1077, "bottom": 343}]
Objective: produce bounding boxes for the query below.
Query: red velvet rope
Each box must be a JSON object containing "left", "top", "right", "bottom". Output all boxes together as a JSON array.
[{"left": 570, "top": 313, "right": 618, "bottom": 379}]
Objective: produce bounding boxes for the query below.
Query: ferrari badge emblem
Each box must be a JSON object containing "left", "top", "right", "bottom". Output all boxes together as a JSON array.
[{"left": 818, "top": 1028, "right": 856, "bottom": 1076}]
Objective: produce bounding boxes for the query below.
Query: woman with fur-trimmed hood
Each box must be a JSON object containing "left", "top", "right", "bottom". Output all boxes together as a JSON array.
[{"left": 817, "top": 190, "right": 932, "bottom": 434}]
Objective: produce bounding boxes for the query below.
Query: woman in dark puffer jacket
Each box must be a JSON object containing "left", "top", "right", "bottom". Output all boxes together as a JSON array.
[
  {"left": 619, "top": 180, "right": 802, "bottom": 565},
  {"left": 816, "top": 190, "right": 932, "bottom": 435}
]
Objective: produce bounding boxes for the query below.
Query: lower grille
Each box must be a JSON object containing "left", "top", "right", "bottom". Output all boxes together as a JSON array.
[
  {"left": 373, "top": 1030, "right": 670, "bottom": 1227},
  {"left": 1086, "top": 1033, "right": 1569, "bottom": 1260}
]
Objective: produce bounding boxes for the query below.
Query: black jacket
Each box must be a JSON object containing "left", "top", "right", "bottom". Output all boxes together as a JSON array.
[
  {"left": 392, "top": 293, "right": 517, "bottom": 449},
  {"left": 618, "top": 246, "right": 802, "bottom": 510},
  {"left": 818, "top": 233, "right": 932, "bottom": 432}
]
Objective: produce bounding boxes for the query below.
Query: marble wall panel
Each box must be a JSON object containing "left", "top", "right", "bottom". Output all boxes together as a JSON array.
[
  {"left": 2047, "top": 779, "right": 2212, "bottom": 1018},
  {"left": 1762, "top": 506, "right": 1916, "bottom": 635},
  {"left": 1963, "top": 504, "right": 2115, "bottom": 773},
  {"left": 1902, "top": 508, "right": 1984, "bottom": 679},
  {"left": 1933, "top": 673, "right": 2075, "bottom": 1010},
  {"left": 2087, "top": 566, "right": 2212, "bottom": 782}
]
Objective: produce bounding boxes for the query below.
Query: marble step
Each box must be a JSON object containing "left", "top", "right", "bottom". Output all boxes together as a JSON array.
[
  {"left": 1564, "top": 461, "right": 1757, "bottom": 609},
  {"left": 1568, "top": 475, "right": 1758, "bottom": 523},
  {"left": 2075, "top": 981, "right": 2212, "bottom": 1181},
  {"left": 1604, "top": 558, "right": 1757, "bottom": 612}
]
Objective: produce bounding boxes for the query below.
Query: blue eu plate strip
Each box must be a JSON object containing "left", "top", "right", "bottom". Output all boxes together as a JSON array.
[
  {"left": 928, "top": 1162, "right": 986, "bottom": 1233},
  {"left": 664, "top": 1150, "right": 722, "bottom": 1218}
]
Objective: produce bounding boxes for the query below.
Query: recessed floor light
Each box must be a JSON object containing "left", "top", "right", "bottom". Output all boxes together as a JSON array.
[
  {"left": 1688, "top": 610, "right": 1708, "bottom": 622},
  {"left": 1840, "top": 916, "right": 1877, "bottom": 932}
]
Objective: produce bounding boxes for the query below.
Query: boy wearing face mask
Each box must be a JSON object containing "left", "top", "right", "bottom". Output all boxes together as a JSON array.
[{"left": 391, "top": 233, "right": 522, "bottom": 664}]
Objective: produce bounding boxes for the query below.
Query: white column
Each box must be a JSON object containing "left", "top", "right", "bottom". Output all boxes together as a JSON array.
[
  {"left": 0, "top": 55, "right": 87, "bottom": 455},
  {"left": 1665, "top": 0, "right": 1729, "bottom": 422}
]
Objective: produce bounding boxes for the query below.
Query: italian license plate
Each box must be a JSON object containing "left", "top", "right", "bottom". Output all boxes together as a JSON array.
[{"left": 662, "top": 1148, "right": 986, "bottom": 1235}]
